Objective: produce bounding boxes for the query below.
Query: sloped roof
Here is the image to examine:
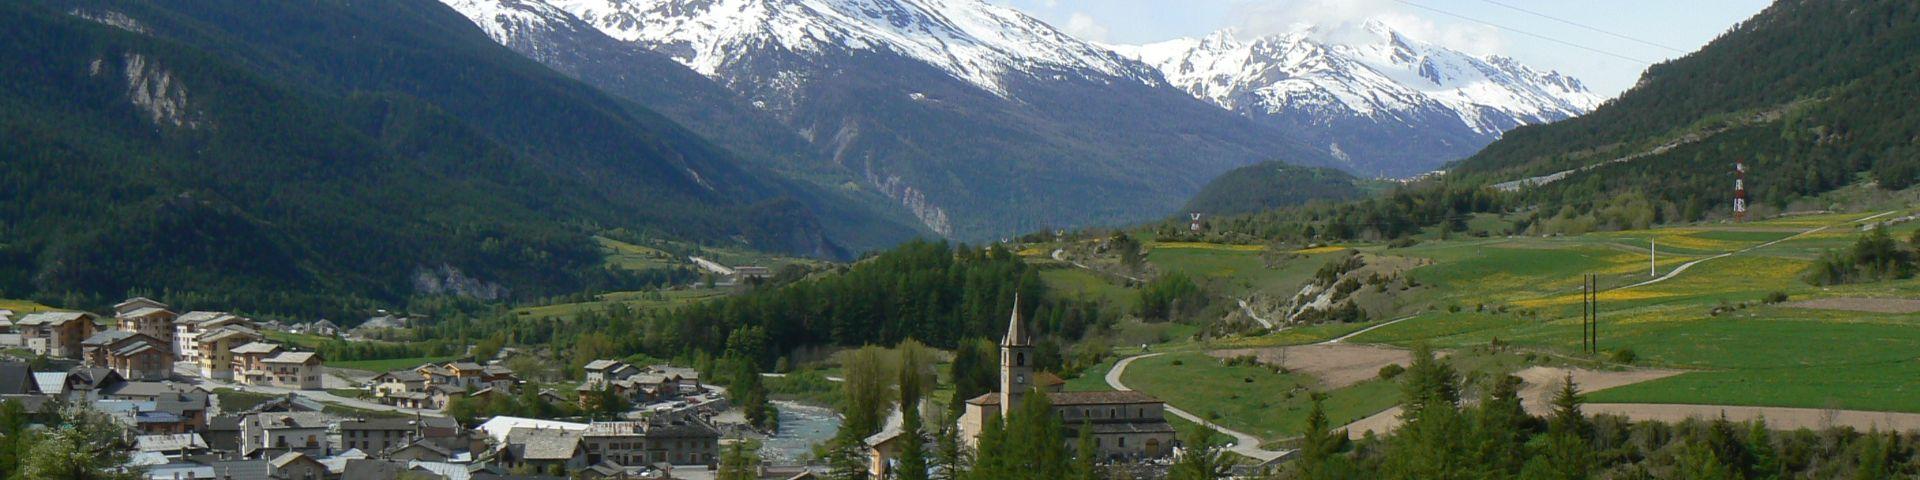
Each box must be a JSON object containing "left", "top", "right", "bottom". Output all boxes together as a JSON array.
[
  {"left": 135, "top": 433, "right": 208, "bottom": 452},
  {"left": 264, "top": 351, "right": 319, "bottom": 364},
  {"left": 582, "top": 360, "right": 624, "bottom": 371},
  {"left": 271, "top": 451, "right": 322, "bottom": 469},
  {"left": 113, "top": 297, "right": 167, "bottom": 312},
  {"left": 0, "top": 363, "right": 35, "bottom": 395},
  {"left": 377, "top": 370, "right": 427, "bottom": 382},
  {"left": 1002, "top": 296, "right": 1032, "bottom": 347},
  {"left": 119, "top": 307, "right": 174, "bottom": 319},
  {"left": 175, "top": 311, "right": 233, "bottom": 325},
  {"left": 476, "top": 416, "right": 586, "bottom": 444},
  {"left": 505, "top": 427, "right": 584, "bottom": 461},
  {"left": 231, "top": 342, "right": 282, "bottom": 355},
  {"left": 82, "top": 330, "right": 137, "bottom": 346},
  {"left": 1049, "top": 390, "right": 1161, "bottom": 406},
  {"left": 15, "top": 311, "right": 92, "bottom": 327}
]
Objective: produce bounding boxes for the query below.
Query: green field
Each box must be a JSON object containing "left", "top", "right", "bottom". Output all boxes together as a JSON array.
[
  {"left": 513, "top": 289, "right": 726, "bottom": 320},
  {"left": 1037, "top": 264, "right": 1135, "bottom": 313},
  {"left": 1120, "top": 352, "right": 1399, "bottom": 440},
  {"left": 331, "top": 356, "right": 456, "bottom": 373},
  {"left": 0, "top": 299, "right": 54, "bottom": 313}
]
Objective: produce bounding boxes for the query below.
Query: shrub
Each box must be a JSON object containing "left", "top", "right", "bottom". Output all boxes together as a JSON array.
[
  {"left": 1763, "top": 291, "right": 1789, "bottom": 304},
  {"left": 1378, "top": 363, "right": 1406, "bottom": 379},
  {"left": 1610, "top": 348, "right": 1638, "bottom": 365}
]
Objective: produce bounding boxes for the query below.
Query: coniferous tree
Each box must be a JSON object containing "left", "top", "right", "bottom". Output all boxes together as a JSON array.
[
  {"left": 897, "top": 349, "right": 931, "bottom": 480},
  {"left": 1294, "top": 393, "right": 1355, "bottom": 480},
  {"left": 1521, "top": 375, "right": 1593, "bottom": 480},
  {"left": 933, "top": 422, "right": 970, "bottom": 480},
  {"left": 1469, "top": 375, "right": 1530, "bottom": 477},
  {"left": 717, "top": 441, "right": 760, "bottom": 480},
  {"left": 1169, "top": 426, "right": 1230, "bottom": 480},
  {"left": 1071, "top": 421, "right": 1101, "bottom": 480}
]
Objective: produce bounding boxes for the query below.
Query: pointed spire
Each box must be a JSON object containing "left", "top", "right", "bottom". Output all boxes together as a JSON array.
[{"left": 1002, "top": 294, "right": 1032, "bottom": 347}]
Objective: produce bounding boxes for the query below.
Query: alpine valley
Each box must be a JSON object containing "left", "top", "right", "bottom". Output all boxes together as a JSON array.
[{"left": 438, "top": 0, "right": 1599, "bottom": 239}]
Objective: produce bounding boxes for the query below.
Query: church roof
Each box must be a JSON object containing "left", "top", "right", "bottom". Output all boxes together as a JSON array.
[{"left": 1001, "top": 295, "right": 1032, "bottom": 347}]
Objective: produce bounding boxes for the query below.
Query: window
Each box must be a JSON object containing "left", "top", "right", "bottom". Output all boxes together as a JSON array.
[
  {"left": 1016, "top": 353, "right": 1025, "bottom": 366},
  {"left": 1120, "top": 437, "right": 1126, "bottom": 447}
]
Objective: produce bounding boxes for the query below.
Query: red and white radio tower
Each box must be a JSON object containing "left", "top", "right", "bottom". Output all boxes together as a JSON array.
[{"left": 1733, "top": 161, "right": 1748, "bottom": 222}]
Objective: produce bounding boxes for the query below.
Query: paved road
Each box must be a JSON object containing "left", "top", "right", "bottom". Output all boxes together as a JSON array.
[
  {"left": 1106, "top": 353, "right": 1289, "bottom": 462},
  {"left": 176, "top": 364, "right": 446, "bottom": 417}
]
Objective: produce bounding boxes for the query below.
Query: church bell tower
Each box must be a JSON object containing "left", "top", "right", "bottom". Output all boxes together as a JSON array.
[{"left": 999, "top": 295, "right": 1034, "bottom": 416}]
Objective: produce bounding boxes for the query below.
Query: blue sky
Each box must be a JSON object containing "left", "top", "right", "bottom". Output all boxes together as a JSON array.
[{"left": 993, "top": 0, "right": 1772, "bottom": 97}]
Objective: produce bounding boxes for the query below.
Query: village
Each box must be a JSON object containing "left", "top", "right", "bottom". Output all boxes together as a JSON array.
[{"left": 0, "top": 297, "right": 746, "bottom": 480}]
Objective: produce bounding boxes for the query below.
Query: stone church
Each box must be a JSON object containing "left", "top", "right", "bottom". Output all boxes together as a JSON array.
[{"left": 958, "top": 300, "right": 1176, "bottom": 460}]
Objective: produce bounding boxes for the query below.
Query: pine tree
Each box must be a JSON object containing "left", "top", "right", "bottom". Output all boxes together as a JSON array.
[
  {"left": 933, "top": 423, "right": 970, "bottom": 480},
  {"left": 717, "top": 441, "right": 760, "bottom": 480},
  {"left": 1071, "top": 421, "right": 1101, "bottom": 480},
  {"left": 1469, "top": 375, "right": 1529, "bottom": 477},
  {"left": 1399, "top": 343, "right": 1460, "bottom": 420},
  {"left": 1168, "top": 425, "right": 1229, "bottom": 480},
  {"left": 897, "top": 350, "right": 931, "bottom": 480},
  {"left": 1294, "top": 392, "right": 1355, "bottom": 480},
  {"left": 1521, "top": 375, "right": 1593, "bottom": 480}
]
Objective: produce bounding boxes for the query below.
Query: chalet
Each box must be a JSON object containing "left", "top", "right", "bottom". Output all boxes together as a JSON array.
[
  {"left": 499, "top": 427, "right": 588, "bottom": 472},
  {"left": 115, "top": 302, "right": 178, "bottom": 345},
  {"left": 260, "top": 352, "right": 324, "bottom": 390},
  {"left": 174, "top": 311, "right": 247, "bottom": 363},
  {"left": 0, "top": 362, "right": 42, "bottom": 411},
  {"left": 340, "top": 416, "right": 459, "bottom": 454},
  {"left": 16, "top": 311, "right": 100, "bottom": 359},
  {"left": 240, "top": 412, "right": 333, "bottom": 458},
  {"left": 958, "top": 301, "right": 1175, "bottom": 461},
  {"left": 80, "top": 330, "right": 173, "bottom": 381},
  {"left": 233, "top": 342, "right": 284, "bottom": 385},
  {"left": 196, "top": 324, "right": 263, "bottom": 380},
  {"left": 583, "top": 360, "right": 640, "bottom": 386},
  {"left": 0, "top": 309, "right": 14, "bottom": 333},
  {"left": 100, "top": 381, "right": 210, "bottom": 433},
  {"left": 577, "top": 417, "right": 721, "bottom": 467}
]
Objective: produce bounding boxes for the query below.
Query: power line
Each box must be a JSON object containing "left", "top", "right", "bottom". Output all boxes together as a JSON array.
[
  {"left": 1386, "top": 0, "right": 1655, "bottom": 65},
  {"left": 1476, "top": 0, "right": 1690, "bottom": 54}
]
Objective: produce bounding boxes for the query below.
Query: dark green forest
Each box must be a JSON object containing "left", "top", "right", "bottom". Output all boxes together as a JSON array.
[
  {"left": 0, "top": 0, "right": 917, "bottom": 318},
  {"left": 1182, "top": 163, "right": 1369, "bottom": 217}
]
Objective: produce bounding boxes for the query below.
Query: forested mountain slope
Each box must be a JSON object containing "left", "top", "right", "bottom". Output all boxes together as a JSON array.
[
  {"left": 1183, "top": 163, "right": 1370, "bottom": 216},
  {"left": 0, "top": 0, "right": 906, "bottom": 316},
  {"left": 1449, "top": 0, "right": 1920, "bottom": 222}
]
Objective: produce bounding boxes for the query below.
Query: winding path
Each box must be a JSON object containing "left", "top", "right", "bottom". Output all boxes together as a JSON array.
[
  {"left": 1105, "top": 353, "right": 1288, "bottom": 462},
  {"left": 1620, "top": 210, "right": 1899, "bottom": 291}
]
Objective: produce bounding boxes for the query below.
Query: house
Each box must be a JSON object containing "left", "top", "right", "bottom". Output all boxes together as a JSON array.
[
  {"left": 81, "top": 330, "right": 173, "bottom": 381},
  {"left": 269, "top": 451, "right": 329, "bottom": 480},
  {"left": 100, "top": 381, "right": 210, "bottom": 433},
  {"left": 174, "top": 311, "right": 247, "bottom": 363},
  {"left": 0, "top": 362, "right": 37, "bottom": 396},
  {"left": 306, "top": 320, "right": 341, "bottom": 337},
  {"left": 582, "top": 360, "right": 639, "bottom": 386},
  {"left": 205, "top": 415, "right": 245, "bottom": 452},
  {"left": 115, "top": 302, "right": 178, "bottom": 345},
  {"left": 233, "top": 342, "right": 284, "bottom": 385},
  {"left": 0, "top": 309, "right": 15, "bottom": 333},
  {"left": 383, "top": 441, "right": 452, "bottom": 462},
  {"left": 15, "top": 311, "right": 100, "bottom": 359},
  {"left": 196, "top": 324, "right": 263, "bottom": 380},
  {"left": 240, "top": 412, "right": 334, "bottom": 459},
  {"left": 253, "top": 351, "right": 323, "bottom": 390},
  {"left": 341, "top": 458, "right": 449, "bottom": 480},
  {"left": 958, "top": 301, "right": 1175, "bottom": 461},
  {"left": 646, "top": 366, "right": 702, "bottom": 396},
  {"left": 499, "top": 427, "right": 588, "bottom": 472},
  {"left": 578, "top": 418, "right": 723, "bottom": 467},
  {"left": 340, "top": 416, "right": 460, "bottom": 454},
  {"left": 62, "top": 367, "right": 125, "bottom": 402}
]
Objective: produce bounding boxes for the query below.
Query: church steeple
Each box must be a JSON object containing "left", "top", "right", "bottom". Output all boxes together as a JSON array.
[{"left": 999, "top": 295, "right": 1033, "bottom": 415}]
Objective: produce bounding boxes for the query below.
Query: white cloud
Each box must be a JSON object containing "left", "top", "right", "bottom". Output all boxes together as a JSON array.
[
  {"left": 1230, "top": 0, "right": 1505, "bottom": 55},
  {"left": 1062, "top": 11, "right": 1110, "bottom": 42}
]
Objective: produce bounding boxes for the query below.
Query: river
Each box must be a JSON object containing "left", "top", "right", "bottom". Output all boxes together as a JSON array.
[{"left": 760, "top": 401, "right": 842, "bottom": 464}]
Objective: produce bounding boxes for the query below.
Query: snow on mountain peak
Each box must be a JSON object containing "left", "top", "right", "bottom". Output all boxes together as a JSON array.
[
  {"left": 530, "top": 0, "right": 1157, "bottom": 96},
  {"left": 1119, "top": 24, "right": 1605, "bottom": 136}
]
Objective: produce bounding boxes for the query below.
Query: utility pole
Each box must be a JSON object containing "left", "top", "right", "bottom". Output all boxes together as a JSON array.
[{"left": 1651, "top": 240, "right": 1657, "bottom": 277}]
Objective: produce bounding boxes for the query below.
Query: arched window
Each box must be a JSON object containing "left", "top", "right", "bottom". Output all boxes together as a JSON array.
[{"left": 1016, "top": 352, "right": 1025, "bottom": 366}]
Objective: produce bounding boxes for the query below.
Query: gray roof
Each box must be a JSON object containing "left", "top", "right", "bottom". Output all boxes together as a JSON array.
[
  {"left": 15, "top": 311, "right": 92, "bottom": 327},
  {"left": 247, "top": 412, "right": 333, "bottom": 430},
  {"left": 175, "top": 311, "right": 233, "bottom": 325},
  {"left": 231, "top": 342, "right": 282, "bottom": 355},
  {"left": 264, "top": 351, "right": 319, "bottom": 364},
  {"left": 32, "top": 372, "right": 67, "bottom": 395},
  {"left": 0, "top": 363, "right": 35, "bottom": 395},
  {"left": 505, "top": 427, "right": 584, "bottom": 461},
  {"left": 82, "top": 330, "right": 136, "bottom": 346},
  {"left": 270, "top": 451, "right": 321, "bottom": 468},
  {"left": 377, "top": 370, "right": 427, "bottom": 382},
  {"left": 135, "top": 433, "right": 208, "bottom": 452},
  {"left": 583, "top": 360, "right": 625, "bottom": 371},
  {"left": 119, "top": 307, "right": 173, "bottom": 319}
]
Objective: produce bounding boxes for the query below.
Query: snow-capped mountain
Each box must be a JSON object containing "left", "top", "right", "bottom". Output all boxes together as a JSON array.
[
  {"left": 536, "top": 0, "right": 1158, "bottom": 97},
  {"left": 439, "top": 0, "right": 1325, "bottom": 240},
  {"left": 1114, "top": 23, "right": 1604, "bottom": 177}
]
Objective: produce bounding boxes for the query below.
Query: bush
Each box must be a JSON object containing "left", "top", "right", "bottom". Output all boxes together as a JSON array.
[
  {"left": 1763, "top": 291, "right": 1789, "bottom": 304},
  {"left": 1378, "top": 363, "right": 1406, "bottom": 379},
  {"left": 1610, "top": 348, "right": 1638, "bottom": 365}
]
